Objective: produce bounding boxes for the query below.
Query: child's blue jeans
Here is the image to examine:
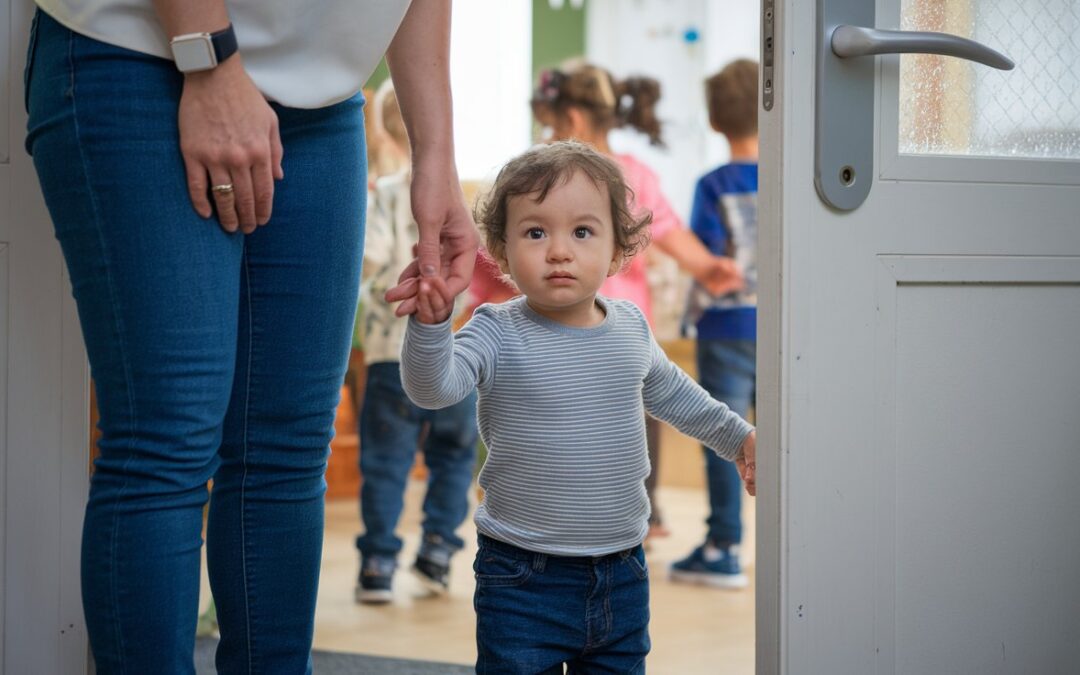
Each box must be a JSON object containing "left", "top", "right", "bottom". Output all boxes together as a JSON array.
[
  {"left": 697, "top": 338, "right": 757, "bottom": 545},
  {"left": 356, "top": 362, "right": 478, "bottom": 558},
  {"left": 25, "top": 10, "right": 365, "bottom": 673},
  {"left": 474, "top": 534, "right": 651, "bottom": 674}
]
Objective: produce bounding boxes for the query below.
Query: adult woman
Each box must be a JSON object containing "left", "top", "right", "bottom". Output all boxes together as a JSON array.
[{"left": 24, "top": 0, "right": 476, "bottom": 671}]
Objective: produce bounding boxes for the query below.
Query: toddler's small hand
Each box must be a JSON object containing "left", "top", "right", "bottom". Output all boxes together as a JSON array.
[
  {"left": 735, "top": 429, "right": 757, "bottom": 496},
  {"left": 416, "top": 275, "right": 455, "bottom": 325}
]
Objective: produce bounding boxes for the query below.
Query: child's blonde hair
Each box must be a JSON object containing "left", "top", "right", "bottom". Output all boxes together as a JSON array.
[
  {"left": 705, "top": 59, "right": 759, "bottom": 139},
  {"left": 475, "top": 141, "right": 651, "bottom": 266},
  {"left": 531, "top": 61, "right": 666, "bottom": 147},
  {"left": 367, "top": 79, "right": 410, "bottom": 178}
]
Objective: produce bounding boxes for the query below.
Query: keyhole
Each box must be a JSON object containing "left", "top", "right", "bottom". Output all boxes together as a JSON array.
[{"left": 839, "top": 165, "right": 855, "bottom": 186}]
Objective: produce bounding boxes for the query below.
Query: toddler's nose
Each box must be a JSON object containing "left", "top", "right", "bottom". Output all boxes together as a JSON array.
[{"left": 546, "top": 236, "right": 573, "bottom": 262}]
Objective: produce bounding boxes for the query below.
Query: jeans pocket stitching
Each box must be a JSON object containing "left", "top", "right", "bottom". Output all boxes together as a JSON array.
[
  {"left": 474, "top": 548, "right": 532, "bottom": 587},
  {"left": 626, "top": 553, "right": 649, "bottom": 581}
]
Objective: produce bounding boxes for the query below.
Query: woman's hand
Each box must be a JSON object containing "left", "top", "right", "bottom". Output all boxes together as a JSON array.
[
  {"left": 385, "top": 154, "right": 479, "bottom": 316},
  {"left": 179, "top": 57, "right": 284, "bottom": 234}
]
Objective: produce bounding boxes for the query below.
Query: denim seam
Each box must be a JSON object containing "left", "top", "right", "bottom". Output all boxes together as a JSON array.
[
  {"left": 69, "top": 29, "right": 135, "bottom": 674},
  {"left": 602, "top": 559, "right": 613, "bottom": 648},
  {"left": 583, "top": 564, "right": 596, "bottom": 652},
  {"left": 239, "top": 251, "right": 255, "bottom": 674}
]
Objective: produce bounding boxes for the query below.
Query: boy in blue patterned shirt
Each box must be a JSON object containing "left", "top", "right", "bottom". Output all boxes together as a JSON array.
[{"left": 671, "top": 59, "right": 761, "bottom": 589}]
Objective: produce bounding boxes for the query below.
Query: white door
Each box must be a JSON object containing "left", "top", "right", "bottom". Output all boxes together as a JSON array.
[
  {"left": 2, "top": 0, "right": 91, "bottom": 672},
  {"left": 759, "top": 0, "right": 1080, "bottom": 672}
]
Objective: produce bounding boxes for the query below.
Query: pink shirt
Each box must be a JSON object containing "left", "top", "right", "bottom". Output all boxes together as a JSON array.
[{"left": 600, "top": 153, "right": 682, "bottom": 327}]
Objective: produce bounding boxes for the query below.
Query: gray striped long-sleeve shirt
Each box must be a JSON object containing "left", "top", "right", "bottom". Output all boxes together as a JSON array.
[{"left": 401, "top": 295, "right": 754, "bottom": 556}]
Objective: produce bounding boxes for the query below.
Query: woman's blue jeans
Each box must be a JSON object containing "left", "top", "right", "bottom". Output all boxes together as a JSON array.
[{"left": 25, "top": 11, "right": 366, "bottom": 673}]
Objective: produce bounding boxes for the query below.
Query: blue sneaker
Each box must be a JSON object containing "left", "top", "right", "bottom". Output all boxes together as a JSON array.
[
  {"left": 355, "top": 554, "right": 396, "bottom": 605},
  {"left": 669, "top": 542, "right": 748, "bottom": 589}
]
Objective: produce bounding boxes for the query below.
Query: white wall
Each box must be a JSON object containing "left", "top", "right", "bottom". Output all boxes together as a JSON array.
[
  {"left": 450, "top": 0, "right": 534, "bottom": 182},
  {"left": 586, "top": 0, "right": 760, "bottom": 221}
]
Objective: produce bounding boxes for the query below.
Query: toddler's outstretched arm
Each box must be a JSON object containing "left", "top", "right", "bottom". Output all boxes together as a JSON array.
[{"left": 401, "top": 302, "right": 502, "bottom": 410}]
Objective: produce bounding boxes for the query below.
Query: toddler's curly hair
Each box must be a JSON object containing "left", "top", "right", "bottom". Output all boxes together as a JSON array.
[{"left": 475, "top": 141, "right": 651, "bottom": 267}]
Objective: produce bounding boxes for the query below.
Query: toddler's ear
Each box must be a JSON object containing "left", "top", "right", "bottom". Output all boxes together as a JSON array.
[{"left": 607, "top": 253, "right": 623, "bottom": 277}]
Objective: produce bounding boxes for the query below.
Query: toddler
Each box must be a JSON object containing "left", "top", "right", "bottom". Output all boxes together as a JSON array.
[{"left": 400, "top": 141, "right": 756, "bottom": 673}]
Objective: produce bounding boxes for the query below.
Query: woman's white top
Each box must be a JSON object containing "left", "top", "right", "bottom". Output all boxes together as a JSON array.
[{"left": 35, "top": 0, "right": 414, "bottom": 109}]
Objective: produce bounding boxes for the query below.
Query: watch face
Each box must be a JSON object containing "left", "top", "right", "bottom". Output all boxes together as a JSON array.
[{"left": 171, "top": 36, "right": 216, "bottom": 72}]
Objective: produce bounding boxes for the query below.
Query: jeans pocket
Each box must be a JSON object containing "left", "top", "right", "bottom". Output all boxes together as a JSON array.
[
  {"left": 624, "top": 548, "right": 649, "bottom": 581},
  {"left": 23, "top": 9, "right": 42, "bottom": 115},
  {"left": 474, "top": 546, "right": 532, "bottom": 588}
]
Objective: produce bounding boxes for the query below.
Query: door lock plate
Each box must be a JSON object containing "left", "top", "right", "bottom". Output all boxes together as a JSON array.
[{"left": 815, "top": 0, "right": 875, "bottom": 211}]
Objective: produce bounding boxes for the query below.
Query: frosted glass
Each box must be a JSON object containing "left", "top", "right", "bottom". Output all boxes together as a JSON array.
[{"left": 899, "top": 0, "right": 1080, "bottom": 159}]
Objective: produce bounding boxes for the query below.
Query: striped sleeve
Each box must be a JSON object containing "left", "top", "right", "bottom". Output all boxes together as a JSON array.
[
  {"left": 400, "top": 304, "right": 503, "bottom": 409},
  {"left": 642, "top": 331, "right": 754, "bottom": 461}
]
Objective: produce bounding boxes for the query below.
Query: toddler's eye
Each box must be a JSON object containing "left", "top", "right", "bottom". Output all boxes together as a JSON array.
[
  {"left": 574, "top": 226, "right": 593, "bottom": 239},
  {"left": 526, "top": 227, "right": 545, "bottom": 240}
]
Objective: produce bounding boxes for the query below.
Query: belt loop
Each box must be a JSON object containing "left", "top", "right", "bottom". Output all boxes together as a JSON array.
[{"left": 532, "top": 552, "right": 547, "bottom": 572}]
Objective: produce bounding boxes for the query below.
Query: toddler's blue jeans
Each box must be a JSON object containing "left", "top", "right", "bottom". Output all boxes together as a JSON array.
[
  {"left": 356, "top": 362, "right": 478, "bottom": 559},
  {"left": 697, "top": 338, "right": 757, "bottom": 545},
  {"left": 25, "top": 10, "right": 366, "bottom": 673},
  {"left": 474, "top": 534, "right": 651, "bottom": 674}
]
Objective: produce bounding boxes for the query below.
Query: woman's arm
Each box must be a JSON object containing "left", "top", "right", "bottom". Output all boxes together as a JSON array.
[
  {"left": 383, "top": 0, "right": 479, "bottom": 316},
  {"left": 153, "top": 1, "right": 284, "bottom": 235}
]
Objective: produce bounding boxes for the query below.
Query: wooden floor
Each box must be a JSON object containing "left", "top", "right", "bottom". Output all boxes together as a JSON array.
[
  {"left": 199, "top": 338, "right": 757, "bottom": 672},
  {"left": 311, "top": 444, "right": 756, "bottom": 673}
]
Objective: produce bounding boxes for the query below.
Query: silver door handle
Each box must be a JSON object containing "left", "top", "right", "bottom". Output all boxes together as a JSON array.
[{"left": 832, "top": 25, "right": 1014, "bottom": 70}]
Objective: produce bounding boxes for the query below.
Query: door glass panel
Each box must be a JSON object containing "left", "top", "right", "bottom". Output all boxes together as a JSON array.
[{"left": 898, "top": 0, "right": 1080, "bottom": 159}]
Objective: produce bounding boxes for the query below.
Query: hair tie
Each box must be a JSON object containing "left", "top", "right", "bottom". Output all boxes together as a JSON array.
[{"left": 535, "top": 69, "right": 567, "bottom": 104}]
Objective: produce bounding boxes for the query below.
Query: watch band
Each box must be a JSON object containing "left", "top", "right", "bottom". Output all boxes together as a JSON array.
[{"left": 209, "top": 24, "right": 238, "bottom": 66}]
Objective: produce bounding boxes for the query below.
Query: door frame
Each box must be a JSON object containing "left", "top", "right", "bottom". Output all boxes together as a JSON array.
[
  {"left": 3, "top": 0, "right": 92, "bottom": 672},
  {"left": 758, "top": 0, "right": 806, "bottom": 671}
]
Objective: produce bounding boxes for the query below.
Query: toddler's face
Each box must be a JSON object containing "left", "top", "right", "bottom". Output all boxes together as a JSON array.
[{"left": 500, "top": 170, "right": 619, "bottom": 324}]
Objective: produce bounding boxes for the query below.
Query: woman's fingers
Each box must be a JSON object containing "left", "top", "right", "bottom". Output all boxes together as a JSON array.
[
  {"left": 185, "top": 157, "right": 213, "bottom": 219},
  {"left": 394, "top": 297, "right": 419, "bottom": 317},
  {"left": 251, "top": 161, "right": 275, "bottom": 226},
  {"left": 230, "top": 168, "right": 258, "bottom": 234},
  {"left": 269, "top": 114, "right": 285, "bottom": 180},
  {"left": 209, "top": 168, "right": 239, "bottom": 233}
]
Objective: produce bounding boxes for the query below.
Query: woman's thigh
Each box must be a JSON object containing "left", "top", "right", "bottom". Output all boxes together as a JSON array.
[
  {"left": 214, "top": 96, "right": 367, "bottom": 485},
  {"left": 26, "top": 11, "right": 243, "bottom": 495}
]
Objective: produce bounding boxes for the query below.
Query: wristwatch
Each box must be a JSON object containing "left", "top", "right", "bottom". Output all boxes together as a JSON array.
[{"left": 169, "top": 24, "right": 239, "bottom": 73}]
